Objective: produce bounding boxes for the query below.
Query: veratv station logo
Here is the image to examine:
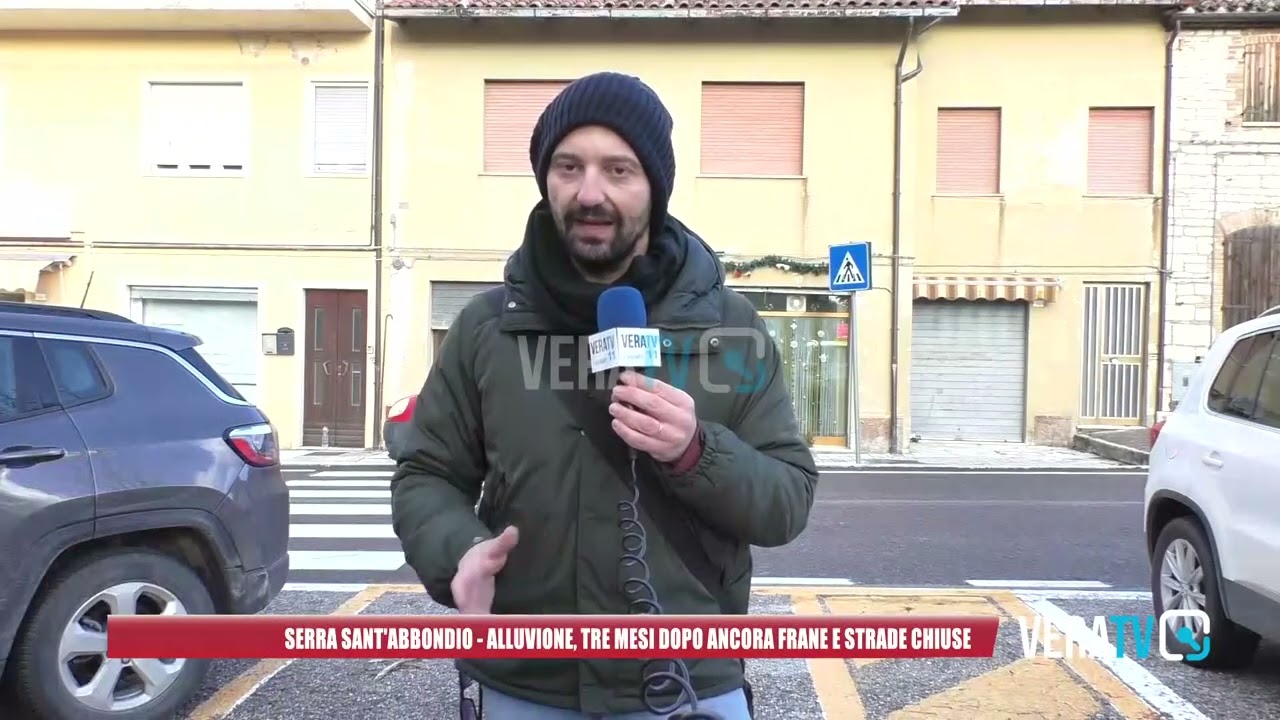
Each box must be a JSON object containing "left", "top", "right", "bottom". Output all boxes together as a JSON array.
[{"left": 1018, "top": 609, "right": 1211, "bottom": 662}]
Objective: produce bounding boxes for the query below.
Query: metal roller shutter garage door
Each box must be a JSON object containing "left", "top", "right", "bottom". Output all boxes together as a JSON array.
[
  {"left": 431, "top": 282, "right": 502, "bottom": 329},
  {"left": 908, "top": 299, "right": 1028, "bottom": 442},
  {"left": 131, "top": 288, "right": 260, "bottom": 404}
]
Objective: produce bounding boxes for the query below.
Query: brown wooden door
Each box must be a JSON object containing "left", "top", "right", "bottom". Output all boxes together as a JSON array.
[{"left": 303, "top": 289, "right": 368, "bottom": 447}]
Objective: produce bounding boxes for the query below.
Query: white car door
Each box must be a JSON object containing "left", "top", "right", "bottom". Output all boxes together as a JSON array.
[{"left": 1201, "top": 329, "right": 1280, "bottom": 596}]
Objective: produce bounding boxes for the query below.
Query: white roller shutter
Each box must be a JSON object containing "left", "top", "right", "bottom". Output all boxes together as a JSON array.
[
  {"left": 131, "top": 288, "right": 260, "bottom": 404},
  {"left": 909, "top": 299, "right": 1028, "bottom": 442},
  {"left": 312, "top": 82, "right": 370, "bottom": 174}
]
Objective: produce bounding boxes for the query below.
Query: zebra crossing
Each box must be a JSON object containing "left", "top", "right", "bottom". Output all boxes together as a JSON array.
[{"left": 283, "top": 465, "right": 419, "bottom": 585}]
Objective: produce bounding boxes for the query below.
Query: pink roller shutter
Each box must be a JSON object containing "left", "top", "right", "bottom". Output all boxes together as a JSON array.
[
  {"left": 700, "top": 82, "right": 804, "bottom": 176},
  {"left": 1087, "top": 108, "right": 1154, "bottom": 195},
  {"left": 483, "top": 80, "right": 569, "bottom": 173},
  {"left": 936, "top": 108, "right": 1001, "bottom": 194}
]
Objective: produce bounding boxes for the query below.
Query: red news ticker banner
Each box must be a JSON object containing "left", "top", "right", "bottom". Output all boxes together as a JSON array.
[{"left": 107, "top": 614, "right": 998, "bottom": 661}]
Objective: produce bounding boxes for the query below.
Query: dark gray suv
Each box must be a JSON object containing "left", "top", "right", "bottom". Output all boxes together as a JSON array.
[{"left": 0, "top": 301, "right": 290, "bottom": 720}]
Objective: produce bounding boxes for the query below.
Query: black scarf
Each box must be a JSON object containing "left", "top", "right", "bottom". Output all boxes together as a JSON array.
[{"left": 517, "top": 201, "right": 688, "bottom": 336}]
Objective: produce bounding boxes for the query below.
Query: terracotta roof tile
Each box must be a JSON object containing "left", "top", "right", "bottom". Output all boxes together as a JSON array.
[
  {"left": 383, "top": 0, "right": 956, "bottom": 10},
  {"left": 1182, "top": 0, "right": 1280, "bottom": 11}
]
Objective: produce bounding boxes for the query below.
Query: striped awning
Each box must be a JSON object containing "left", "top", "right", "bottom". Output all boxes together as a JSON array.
[{"left": 912, "top": 275, "right": 1062, "bottom": 303}]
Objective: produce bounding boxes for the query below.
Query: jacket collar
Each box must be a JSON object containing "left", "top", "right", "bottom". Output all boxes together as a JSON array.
[{"left": 498, "top": 215, "right": 726, "bottom": 335}]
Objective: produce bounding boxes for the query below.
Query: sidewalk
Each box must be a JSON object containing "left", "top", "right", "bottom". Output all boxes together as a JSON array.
[
  {"left": 811, "top": 440, "right": 1135, "bottom": 470},
  {"left": 281, "top": 440, "right": 1137, "bottom": 471},
  {"left": 1071, "top": 427, "right": 1152, "bottom": 467}
]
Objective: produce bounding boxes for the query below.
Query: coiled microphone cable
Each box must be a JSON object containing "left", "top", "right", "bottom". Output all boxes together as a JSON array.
[{"left": 618, "top": 448, "right": 726, "bottom": 720}]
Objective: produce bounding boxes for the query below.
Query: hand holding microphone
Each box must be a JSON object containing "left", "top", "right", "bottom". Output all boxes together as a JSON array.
[
  {"left": 591, "top": 287, "right": 699, "bottom": 464},
  {"left": 610, "top": 372, "right": 698, "bottom": 464}
]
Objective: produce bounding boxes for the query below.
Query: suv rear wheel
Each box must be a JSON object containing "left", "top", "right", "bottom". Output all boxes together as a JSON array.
[
  {"left": 1151, "top": 516, "right": 1260, "bottom": 669},
  {"left": 9, "top": 548, "right": 215, "bottom": 720}
]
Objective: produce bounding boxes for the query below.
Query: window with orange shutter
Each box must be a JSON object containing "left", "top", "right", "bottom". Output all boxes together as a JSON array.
[
  {"left": 1086, "top": 108, "right": 1154, "bottom": 195},
  {"left": 482, "top": 80, "right": 570, "bottom": 173},
  {"left": 935, "top": 108, "right": 1001, "bottom": 194},
  {"left": 700, "top": 82, "right": 805, "bottom": 176}
]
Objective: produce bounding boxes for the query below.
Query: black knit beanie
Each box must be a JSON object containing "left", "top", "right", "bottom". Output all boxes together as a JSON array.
[{"left": 529, "top": 71, "right": 676, "bottom": 234}]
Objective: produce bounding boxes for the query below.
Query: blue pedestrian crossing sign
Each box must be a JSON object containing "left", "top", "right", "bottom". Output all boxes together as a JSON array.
[{"left": 828, "top": 242, "right": 872, "bottom": 293}]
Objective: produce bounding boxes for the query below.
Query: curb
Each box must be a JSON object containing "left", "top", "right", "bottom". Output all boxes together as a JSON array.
[
  {"left": 1070, "top": 433, "right": 1150, "bottom": 467},
  {"left": 818, "top": 464, "right": 1145, "bottom": 472}
]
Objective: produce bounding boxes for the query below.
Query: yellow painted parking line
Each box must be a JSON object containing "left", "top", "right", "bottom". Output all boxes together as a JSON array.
[
  {"left": 791, "top": 591, "right": 866, "bottom": 720},
  {"left": 780, "top": 586, "right": 1163, "bottom": 720},
  {"left": 186, "top": 585, "right": 388, "bottom": 720}
]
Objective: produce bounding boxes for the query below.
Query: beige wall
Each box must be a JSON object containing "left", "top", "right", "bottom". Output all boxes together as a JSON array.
[
  {"left": 2, "top": 10, "right": 1170, "bottom": 450},
  {"left": 901, "top": 10, "right": 1167, "bottom": 442},
  {"left": 0, "top": 31, "right": 376, "bottom": 247},
  {"left": 2, "top": 30, "right": 385, "bottom": 448},
  {"left": 386, "top": 12, "right": 1166, "bottom": 449}
]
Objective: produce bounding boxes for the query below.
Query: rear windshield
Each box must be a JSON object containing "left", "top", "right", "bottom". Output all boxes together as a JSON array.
[{"left": 178, "top": 347, "right": 246, "bottom": 402}]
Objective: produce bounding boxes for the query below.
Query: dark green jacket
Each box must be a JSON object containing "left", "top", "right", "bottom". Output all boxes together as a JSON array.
[{"left": 390, "top": 221, "right": 819, "bottom": 714}]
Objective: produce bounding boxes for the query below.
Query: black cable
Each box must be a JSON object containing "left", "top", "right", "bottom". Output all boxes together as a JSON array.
[{"left": 618, "top": 448, "right": 726, "bottom": 720}]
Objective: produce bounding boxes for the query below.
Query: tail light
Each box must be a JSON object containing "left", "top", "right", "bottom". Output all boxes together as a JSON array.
[
  {"left": 1149, "top": 419, "right": 1166, "bottom": 447},
  {"left": 386, "top": 396, "right": 417, "bottom": 424},
  {"left": 226, "top": 423, "right": 279, "bottom": 467}
]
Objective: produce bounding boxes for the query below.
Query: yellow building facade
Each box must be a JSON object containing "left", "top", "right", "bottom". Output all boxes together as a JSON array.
[{"left": 0, "top": 0, "right": 1171, "bottom": 452}]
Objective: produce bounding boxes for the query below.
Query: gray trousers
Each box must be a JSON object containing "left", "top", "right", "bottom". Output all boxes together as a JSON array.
[{"left": 478, "top": 686, "right": 752, "bottom": 719}]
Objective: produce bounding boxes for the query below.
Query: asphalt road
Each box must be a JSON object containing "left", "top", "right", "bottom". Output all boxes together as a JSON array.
[
  {"left": 753, "top": 468, "right": 1151, "bottom": 590},
  {"left": 283, "top": 464, "right": 1152, "bottom": 591}
]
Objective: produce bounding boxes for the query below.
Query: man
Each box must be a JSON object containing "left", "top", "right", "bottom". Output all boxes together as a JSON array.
[{"left": 391, "top": 71, "right": 819, "bottom": 719}]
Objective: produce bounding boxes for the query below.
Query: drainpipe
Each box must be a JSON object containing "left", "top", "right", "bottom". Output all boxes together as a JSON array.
[
  {"left": 1153, "top": 13, "right": 1180, "bottom": 423},
  {"left": 889, "top": 18, "right": 934, "bottom": 455},
  {"left": 370, "top": 5, "right": 388, "bottom": 448}
]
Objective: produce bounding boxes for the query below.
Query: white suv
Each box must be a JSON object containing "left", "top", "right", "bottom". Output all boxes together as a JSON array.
[{"left": 1144, "top": 309, "right": 1280, "bottom": 669}]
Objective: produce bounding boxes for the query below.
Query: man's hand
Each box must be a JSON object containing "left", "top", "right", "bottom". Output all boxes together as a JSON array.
[
  {"left": 451, "top": 525, "right": 519, "bottom": 614},
  {"left": 609, "top": 370, "right": 698, "bottom": 463}
]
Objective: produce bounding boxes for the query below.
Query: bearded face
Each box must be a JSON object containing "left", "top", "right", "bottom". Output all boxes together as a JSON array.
[{"left": 545, "top": 125, "right": 652, "bottom": 279}]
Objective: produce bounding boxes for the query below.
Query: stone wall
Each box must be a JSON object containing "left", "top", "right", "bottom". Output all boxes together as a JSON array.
[{"left": 1165, "top": 27, "right": 1280, "bottom": 410}]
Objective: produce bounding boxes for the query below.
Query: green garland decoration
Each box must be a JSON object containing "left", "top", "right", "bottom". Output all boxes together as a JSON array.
[{"left": 721, "top": 255, "right": 828, "bottom": 277}]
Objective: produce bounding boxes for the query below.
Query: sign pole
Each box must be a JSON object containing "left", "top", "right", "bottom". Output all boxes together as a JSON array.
[
  {"left": 849, "top": 291, "right": 861, "bottom": 464},
  {"left": 827, "top": 240, "right": 871, "bottom": 467}
]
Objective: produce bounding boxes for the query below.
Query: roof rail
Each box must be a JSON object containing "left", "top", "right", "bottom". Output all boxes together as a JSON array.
[
  {"left": 1260, "top": 305, "right": 1280, "bottom": 318},
  {"left": 0, "top": 301, "right": 134, "bottom": 323}
]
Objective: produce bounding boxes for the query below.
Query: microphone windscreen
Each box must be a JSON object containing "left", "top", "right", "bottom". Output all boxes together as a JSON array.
[{"left": 597, "top": 286, "right": 647, "bottom": 332}]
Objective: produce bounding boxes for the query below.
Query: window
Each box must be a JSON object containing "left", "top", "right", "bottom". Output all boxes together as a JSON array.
[
  {"left": 1243, "top": 37, "right": 1280, "bottom": 123},
  {"left": 310, "top": 81, "right": 371, "bottom": 175},
  {"left": 936, "top": 108, "right": 1001, "bottom": 194},
  {"left": 0, "top": 335, "right": 59, "bottom": 422},
  {"left": 1086, "top": 107, "right": 1153, "bottom": 195},
  {"left": 1254, "top": 336, "right": 1280, "bottom": 428},
  {"left": 700, "top": 82, "right": 804, "bottom": 176},
  {"left": 1207, "top": 332, "right": 1275, "bottom": 421},
  {"left": 145, "top": 81, "right": 248, "bottom": 175},
  {"left": 178, "top": 347, "right": 245, "bottom": 401},
  {"left": 0, "top": 336, "right": 19, "bottom": 419},
  {"left": 40, "top": 339, "right": 110, "bottom": 407},
  {"left": 483, "top": 80, "right": 569, "bottom": 173}
]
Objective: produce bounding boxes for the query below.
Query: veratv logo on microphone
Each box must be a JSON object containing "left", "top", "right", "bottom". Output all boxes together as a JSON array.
[
  {"left": 515, "top": 330, "right": 771, "bottom": 394},
  {"left": 588, "top": 328, "right": 662, "bottom": 372}
]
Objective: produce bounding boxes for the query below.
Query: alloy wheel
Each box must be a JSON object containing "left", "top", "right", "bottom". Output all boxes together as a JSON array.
[
  {"left": 1159, "top": 537, "right": 1207, "bottom": 636},
  {"left": 56, "top": 582, "right": 188, "bottom": 712}
]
